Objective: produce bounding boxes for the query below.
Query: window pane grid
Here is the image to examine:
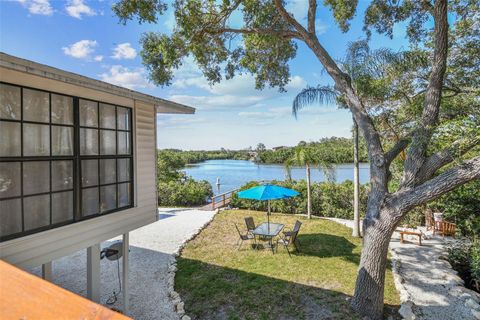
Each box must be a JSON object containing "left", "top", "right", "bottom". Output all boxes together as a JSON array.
[{"left": 1, "top": 82, "right": 134, "bottom": 242}]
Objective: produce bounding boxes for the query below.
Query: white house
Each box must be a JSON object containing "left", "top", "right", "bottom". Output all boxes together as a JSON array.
[{"left": 0, "top": 52, "right": 195, "bottom": 312}]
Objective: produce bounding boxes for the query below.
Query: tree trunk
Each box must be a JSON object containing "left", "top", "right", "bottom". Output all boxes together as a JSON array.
[
  {"left": 306, "top": 164, "right": 312, "bottom": 219},
  {"left": 351, "top": 204, "right": 398, "bottom": 319},
  {"left": 352, "top": 119, "right": 361, "bottom": 237}
]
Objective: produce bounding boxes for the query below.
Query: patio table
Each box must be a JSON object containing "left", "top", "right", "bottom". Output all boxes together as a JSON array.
[{"left": 252, "top": 222, "right": 284, "bottom": 254}]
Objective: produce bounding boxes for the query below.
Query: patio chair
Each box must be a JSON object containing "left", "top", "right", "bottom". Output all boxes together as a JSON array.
[
  {"left": 425, "top": 208, "right": 435, "bottom": 231},
  {"left": 282, "top": 220, "right": 302, "bottom": 249},
  {"left": 234, "top": 223, "right": 256, "bottom": 250},
  {"left": 244, "top": 217, "right": 256, "bottom": 232},
  {"left": 276, "top": 229, "right": 300, "bottom": 257}
]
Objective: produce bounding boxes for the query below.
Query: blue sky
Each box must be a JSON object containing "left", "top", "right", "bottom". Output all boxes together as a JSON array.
[{"left": 0, "top": 0, "right": 409, "bottom": 150}]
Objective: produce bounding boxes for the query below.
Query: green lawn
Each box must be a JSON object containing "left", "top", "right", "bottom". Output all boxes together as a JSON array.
[{"left": 175, "top": 210, "right": 399, "bottom": 319}]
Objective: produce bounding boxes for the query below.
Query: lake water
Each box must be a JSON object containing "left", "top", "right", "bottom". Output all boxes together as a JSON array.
[{"left": 182, "top": 160, "right": 370, "bottom": 195}]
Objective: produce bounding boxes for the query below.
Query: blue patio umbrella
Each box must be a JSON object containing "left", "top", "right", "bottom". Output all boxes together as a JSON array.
[{"left": 237, "top": 184, "right": 299, "bottom": 230}]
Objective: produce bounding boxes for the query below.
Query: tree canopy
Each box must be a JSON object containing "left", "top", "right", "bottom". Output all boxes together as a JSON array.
[{"left": 116, "top": 1, "right": 480, "bottom": 318}]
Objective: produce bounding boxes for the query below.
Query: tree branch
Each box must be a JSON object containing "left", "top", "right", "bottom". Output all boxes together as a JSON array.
[
  {"left": 384, "top": 136, "right": 412, "bottom": 166},
  {"left": 391, "top": 156, "right": 480, "bottom": 213},
  {"left": 402, "top": 0, "right": 448, "bottom": 188},
  {"left": 308, "top": 0, "right": 317, "bottom": 34},
  {"left": 415, "top": 136, "right": 480, "bottom": 184},
  {"left": 212, "top": 28, "right": 300, "bottom": 39},
  {"left": 274, "top": 0, "right": 387, "bottom": 197},
  {"left": 273, "top": 0, "right": 309, "bottom": 38}
]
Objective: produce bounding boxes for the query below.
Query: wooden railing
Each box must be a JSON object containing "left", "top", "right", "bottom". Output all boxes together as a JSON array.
[{"left": 210, "top": 189, "right": 239, "bottom": 209}]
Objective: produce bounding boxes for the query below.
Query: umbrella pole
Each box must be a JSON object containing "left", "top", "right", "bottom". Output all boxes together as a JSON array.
[{"left": 267, "top": 200, "right": 270, "bottom": 233}]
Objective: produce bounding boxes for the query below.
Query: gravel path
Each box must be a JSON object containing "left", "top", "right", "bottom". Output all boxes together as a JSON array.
[
  {"left": 323, "top": 217, "right": 480, "bottom": 319},
  {"left": 31, "top": 208, "right": 216, "bottom": 320},
  {"left": 390, "top": 235, "right": 480, "bottom": 320}
]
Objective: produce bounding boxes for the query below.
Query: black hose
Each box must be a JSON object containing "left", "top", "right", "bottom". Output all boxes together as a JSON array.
[{"left": 106, "top": 256, "right": 122, "bottom": 305}]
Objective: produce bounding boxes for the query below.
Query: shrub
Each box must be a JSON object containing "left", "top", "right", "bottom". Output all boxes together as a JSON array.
[
  {"left": 428, "top": 180, "right": 480, "bottom": 238},
  {"left": 470, "top": 244, "right": 480, "bottom": 291},
  {"left": 395, "top": 180, "right": 480, "bottom": 235},
  {"left": 158, "top": 178, "right": 213, "bottom": 206},
  {"left": 447, "top": 241, "right": 480, "bottom": 293},
  {"left": 230, "top": 180, "right": 369, "bottom": 219}
]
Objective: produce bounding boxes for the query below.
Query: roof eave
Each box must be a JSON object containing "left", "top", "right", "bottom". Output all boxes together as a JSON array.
[{"left": 0, "top": 52, "right": 196, "bottom": 115}]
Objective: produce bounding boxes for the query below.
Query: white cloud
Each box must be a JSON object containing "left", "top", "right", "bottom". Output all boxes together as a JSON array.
[
  {"left": 169, "top": 94, "right": 265, "bottom": 110},
  {"left": 16, "top": 0, "right": 53, "bottom": 16},
  {"left": 239, "top": 105, "right": 337, "bottom": 120},
  {"left": 62, "top": 40, "right": 98, "bottom": 59},
  {"left": 174, "top": 73, "right": 306, "bottom": 96},
  {"left": 238, "top": 107, "right": 293, "bottom": 120},
  {"left": 284, "top": 0, "right": 329, "bottom": 35},
  {"left": 111, "top": 43, "right": 137, "bottom": 60},
  {"left": 164, "top": 11, "right": 176, "bottom": 32},
  {"left": 157, "top": 115, "right": 207, "bottom": 129},
  {"left": 315, "top": 20, "right": 329, "bottom": 35},
  {"left": 238, "top": 111, "right": 265, "bottom": 118},
  {"left": 170, "top": 73, "right": 306, "bottom": 111},
  {"left": 94, "top": 55, "right": 103, "bottom": 62},
  {"left": 99, "top": 65, "right": 151, "bottom": 89},
  {"left": 65, "top": 0, "right": 96, "bottom": 19},
  {"left": 286, "top": 0, "right": 307, "bottom": 20}
]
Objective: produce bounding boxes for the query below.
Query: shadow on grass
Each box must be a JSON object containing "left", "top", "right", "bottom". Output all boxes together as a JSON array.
[
  {"left": 295, "top": 233, "right": 360, "bottom": 264},
  {"left": 176, "top": 257, "right": 399, "bottom": 320}
]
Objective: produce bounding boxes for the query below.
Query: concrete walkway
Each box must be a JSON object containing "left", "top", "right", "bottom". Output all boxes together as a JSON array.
[
  {"left": 31, "top": 208, "right": 216, "bottom": 320},
  {"left": 323, "top": 217, "right": 480, "bottom": 319}
]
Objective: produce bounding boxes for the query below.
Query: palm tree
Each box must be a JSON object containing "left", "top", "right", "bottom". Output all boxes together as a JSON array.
[
  {"left": 284, "top": 146, "right": 333, "bottom": 219},
  {"left": 292, "top": 40, "right": 403, "bottom": 236}
]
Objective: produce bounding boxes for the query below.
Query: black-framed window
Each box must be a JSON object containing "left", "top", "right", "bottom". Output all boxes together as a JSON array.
[{"left": 0, "top": 82, "right": 134, "bottom": 241}]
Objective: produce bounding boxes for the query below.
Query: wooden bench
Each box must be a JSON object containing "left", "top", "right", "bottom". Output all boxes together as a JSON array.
[
  {"left": 399, "top": 230, "right": 422, "bottom": 246},
  {"left": 434, "top": 220, "right": 456, "bottom": 238}
]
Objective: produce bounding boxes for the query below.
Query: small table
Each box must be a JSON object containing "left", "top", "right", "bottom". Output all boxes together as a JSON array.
[{"left": 252, "top": 222, "right": 284, "bottom": 253}]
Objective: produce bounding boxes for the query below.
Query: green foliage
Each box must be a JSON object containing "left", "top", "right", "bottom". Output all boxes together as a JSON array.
[
  {"left": 258, "top": 147, "right": 295, "bottom": 164},
  {"left": 447, "top": 241, "right": 480, "bottom": 292},
  {"left": 396, "top": 180, "right": 480, "bottom": 237},
  {"left": 158, "top": 178, "right": 213, "bottom": 206},
  {"left": 159, "top": 148, "right": 250, "bottom": 164},
  {"left": 157, "top": 150, "right": 214, "bottom": 206},
  {"left": 471, "top": 245, "right": 480, "bottom": 290},
  {"left": 113, "top": 0, "right": 167, "bottom": 25},
  {"left": 117, "top": 0, "right": 298, "bottom": 89},
  {"left": 259, "top": 137, "right": 368, "bottom": 164},
  {"left": 255, "top": 143, "right": 266, "bottom": 152},
  {"left": 428, "top": 180, "right": 480, "bottom": 239},
  {"left": 323, "top": 0, "right": 358, "bottom": 32},
  {"left": 231, "top": 180, "right": 369, "bottom": 219},
  {"left": 363, "top": 0, "right": 430, "bottom": 42},
  {"left": 400, "top": 207, "right": 424, "bottom": 229},
  {"left": 157, "top": 150, "right": 186, "bottom": 182},
  {"left": 292, "top": 85, "right": 338, "bottom": 117}
]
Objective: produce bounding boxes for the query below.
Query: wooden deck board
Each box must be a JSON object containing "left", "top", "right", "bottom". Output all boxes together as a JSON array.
[{"left": 0, "top": 260, "right": 130, "bottom": 320}]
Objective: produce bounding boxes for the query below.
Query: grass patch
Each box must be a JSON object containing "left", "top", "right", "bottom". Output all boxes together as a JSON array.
[{"left": 176, "top": 210, "right": 399, "bottom": 319}]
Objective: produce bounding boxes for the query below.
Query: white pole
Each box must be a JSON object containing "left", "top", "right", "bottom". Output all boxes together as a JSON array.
[
  {"left": 267, "top": 200, "right": 270, "bottom": 233},
  {"left": 122, "top": 233, "right": 130, "bottom": 314},
  {"left": 352, "top": 119, "right": 361, "bottom": 237},
  {"left": 87, "top": 243, "right": 101, "bottom": 303},
  {"left": 306, "top": 164, "right": 312, "bottom": 219},
  {"left": 42, "top": 261, "right": 52, "bottom": 281}
]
